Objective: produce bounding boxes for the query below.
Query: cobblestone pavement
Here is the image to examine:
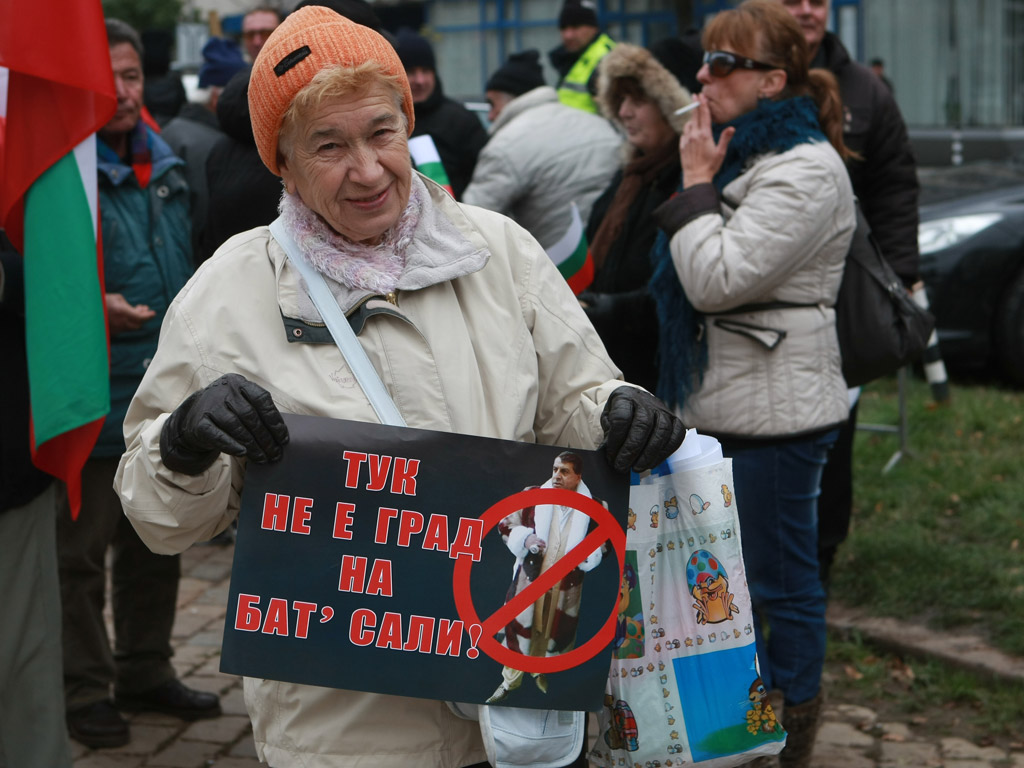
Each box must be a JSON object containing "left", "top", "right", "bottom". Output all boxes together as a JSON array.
[{"left": 70, "top": 543, "right": 1024, "bottom": 768}]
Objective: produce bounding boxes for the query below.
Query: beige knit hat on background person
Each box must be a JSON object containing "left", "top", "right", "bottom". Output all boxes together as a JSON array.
[{"left": 248, "top": 5, "right": 414, "bottom": 175}]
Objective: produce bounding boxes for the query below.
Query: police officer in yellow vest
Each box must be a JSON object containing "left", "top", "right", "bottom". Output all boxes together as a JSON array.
[{"left": 549, "top": 0, "right": 615, "bottom": 114}]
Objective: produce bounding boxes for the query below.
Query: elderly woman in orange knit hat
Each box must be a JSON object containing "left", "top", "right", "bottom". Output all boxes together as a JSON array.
[{"left": 114, "top": 7, "right": 683, "bottom": 768}]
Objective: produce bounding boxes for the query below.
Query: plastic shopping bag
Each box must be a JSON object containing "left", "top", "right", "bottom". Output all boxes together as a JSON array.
[{"left": 589, "top": 431, "right": 786, "bottom": 768}]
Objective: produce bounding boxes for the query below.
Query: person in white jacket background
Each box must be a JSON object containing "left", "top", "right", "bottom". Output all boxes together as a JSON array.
[
  {"left": 462, "top": 49, "right": 620, "bottom": 255},
  {"left": 114, "top": 7, "right": 683, "bottom": 768},
  {"left": 650, "top": 2, "right": 855, "bottom": 765}
]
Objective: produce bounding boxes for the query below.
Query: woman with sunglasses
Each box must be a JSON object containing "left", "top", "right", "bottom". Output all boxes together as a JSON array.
[{"left": 650, "top": 2, "right": 855, "bottom": 766}]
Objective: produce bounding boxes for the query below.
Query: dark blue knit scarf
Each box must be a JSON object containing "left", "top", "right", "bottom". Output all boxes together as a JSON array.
[{"left": 648, "top": 96, "right": 826, "bottom": 409}]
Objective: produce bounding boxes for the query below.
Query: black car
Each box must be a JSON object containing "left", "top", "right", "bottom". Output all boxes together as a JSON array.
[{"left": 917, "top": 161, "right": 1024, "bottom": 384}]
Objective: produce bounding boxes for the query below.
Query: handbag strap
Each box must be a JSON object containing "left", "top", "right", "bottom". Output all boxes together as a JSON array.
[{"left": 269, "top": 217, "right": 407, "bottom": 428}]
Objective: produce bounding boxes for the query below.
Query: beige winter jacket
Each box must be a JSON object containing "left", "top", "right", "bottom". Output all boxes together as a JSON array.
[
  {"left": 658, "top": 141, "right": 855, "bottom": 438},
  {"left": 115, "top": 174, "right": 624, "bottom": 768},
  {"left": 462, "top": 85, "right": 621, "bottom": 251}
]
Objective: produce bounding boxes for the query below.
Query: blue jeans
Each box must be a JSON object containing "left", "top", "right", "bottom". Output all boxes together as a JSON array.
[{"left": 721, "top": 430, "right": 837, "bottom": 706}]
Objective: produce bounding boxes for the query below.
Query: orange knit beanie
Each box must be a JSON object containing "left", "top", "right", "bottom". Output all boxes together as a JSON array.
[{"left": 248, "top": 5, "right": 414, "bottom": 175}]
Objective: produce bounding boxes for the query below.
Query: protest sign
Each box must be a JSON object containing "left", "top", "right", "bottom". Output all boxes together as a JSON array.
[{"left": 220, "top": 413, "right": 629, "bottom": 711}]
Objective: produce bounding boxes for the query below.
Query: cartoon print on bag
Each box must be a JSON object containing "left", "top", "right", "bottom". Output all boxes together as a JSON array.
[
  {"left": 663, "top": 496, "right": 679, "bottom": 519},
  {"left": 687, "top": 549, "right": 739, "bottom": 625},
  {"left": 746, "top": 677, "right": 781, "bottom": 734},
  {"left": 721, "top": 483, "right": 732, "bottom": 506},
  {"left": 689, "top": 493, "right": 711, "bottom": 515},
  {"left": 614, "top": 555, "right": 645, "bottom": 659},
  {"left": 602, "top": 694, "right": 640, "bottom": 752}
]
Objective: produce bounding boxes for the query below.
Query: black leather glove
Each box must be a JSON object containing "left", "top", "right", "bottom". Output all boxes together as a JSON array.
[
  {"left": 600, "top": 386, "right": 685, "bottom": 473},
  {"left": 579, "top": 289, "right": 650, "bottom": 328},
  {"left": 160, "top": 373, "right": 289, "bottom": 475}
]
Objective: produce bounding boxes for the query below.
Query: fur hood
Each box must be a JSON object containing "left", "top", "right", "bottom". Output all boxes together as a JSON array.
[{"left": 595, "top": 43, "right": 692, "bottom": 135}]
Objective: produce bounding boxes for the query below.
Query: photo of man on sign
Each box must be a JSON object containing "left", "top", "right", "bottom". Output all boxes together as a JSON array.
[{"left": 488, "top": 451, "right": 606, "bottom": 704}]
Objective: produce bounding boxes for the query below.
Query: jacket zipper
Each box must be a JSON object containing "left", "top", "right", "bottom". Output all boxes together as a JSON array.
[{"left": 303, "top": 293, "right": 400, "bottom": 328}]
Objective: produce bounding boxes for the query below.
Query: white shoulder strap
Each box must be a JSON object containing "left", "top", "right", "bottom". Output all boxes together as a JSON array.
[
  {"left": 272, "top": 219, "right": 584, "bottom": 767},
  {"left": 269, "top": 218, "right": 407, "bottom": 428}
]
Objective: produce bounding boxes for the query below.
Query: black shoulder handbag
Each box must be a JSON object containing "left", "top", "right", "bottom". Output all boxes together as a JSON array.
[{"left": 836, "top": 204, "right": 935, "bottom": 387}]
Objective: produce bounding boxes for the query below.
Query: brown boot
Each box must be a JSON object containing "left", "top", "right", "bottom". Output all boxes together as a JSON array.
[
  {"left": 778, "top": 692, "right": 824, "bottom": 768},
  {"left": 767, "top": 689, "right": 785, "bottom": 724}
]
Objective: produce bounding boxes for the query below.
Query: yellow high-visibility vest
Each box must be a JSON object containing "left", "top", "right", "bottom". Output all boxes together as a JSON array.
[{"left": 557, "top": 33, "right": 616, "bottom": 114}]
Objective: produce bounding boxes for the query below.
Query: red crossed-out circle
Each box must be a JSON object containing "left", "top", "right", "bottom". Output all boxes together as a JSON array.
[{"left": 452, "top": 487, "right": 625, "bottom": 674}]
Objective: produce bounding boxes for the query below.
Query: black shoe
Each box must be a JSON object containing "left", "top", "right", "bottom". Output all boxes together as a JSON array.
[
  {"left": 115, "top": 679, "right": 221, "bottom": 721},
  {"left": 67, "top": 700, "right": 130, "bottom": 749}
]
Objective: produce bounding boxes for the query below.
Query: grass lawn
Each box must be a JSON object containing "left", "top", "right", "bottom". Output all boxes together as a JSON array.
[
  {"left": 829, "top": 373, "right": 1024, "bottom": 656},
  {"left": 823, "top": 372, "right": 1024, "bottom": 743}
]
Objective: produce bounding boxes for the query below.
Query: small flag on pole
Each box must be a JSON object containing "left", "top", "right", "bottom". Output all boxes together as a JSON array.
[
  {"left": 545, "top": 202, "right": 593, "bottom": 295},
  {"left": 409, "top": 134, "right": 455, "bottom": 198}
]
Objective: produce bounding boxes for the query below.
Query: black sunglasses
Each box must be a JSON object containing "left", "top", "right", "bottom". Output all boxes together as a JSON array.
[{"left": 703, "top": 50, "right": 779, "bottom": 77}]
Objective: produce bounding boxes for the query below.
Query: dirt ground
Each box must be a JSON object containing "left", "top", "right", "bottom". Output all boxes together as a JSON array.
[{"left": 820, "top": 653, "right": 1024, "bottom": 751}]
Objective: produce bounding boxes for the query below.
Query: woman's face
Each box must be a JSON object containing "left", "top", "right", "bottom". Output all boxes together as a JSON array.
[
  {"left": 278, "top": 81, "right": 412, "bottom": 245},
  {"left": 696, "top": 47, "right": 776, "bottom": 124},
  {"left": 618, "top": 93, "right": 676, "bottom": 155}
]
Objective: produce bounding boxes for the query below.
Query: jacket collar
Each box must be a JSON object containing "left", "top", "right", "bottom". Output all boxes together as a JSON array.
[
  {"left": 273, "top": 172, "right": 491, "bottom": 322},
  {"left": 412, "top": 75, "right": 447, "bottom": 119},
  {"left": 489, "top": 86, "right": 559, "bottom": 135},
  {"left": 813, "top": 32, "right": 851, "bottom": 72},
  {"left": 97, "top": 122, "right": 183, "bottom": 186},
  {"left": 711, "top": 97, "right": 825, "bottom": 192}
]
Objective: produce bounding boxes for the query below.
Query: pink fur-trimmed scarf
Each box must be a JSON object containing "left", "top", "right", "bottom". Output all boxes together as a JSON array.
[{"left": 278, "top": 179, "right": 424, "bottom": 294}]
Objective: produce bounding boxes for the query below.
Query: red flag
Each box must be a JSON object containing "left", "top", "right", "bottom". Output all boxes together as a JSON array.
[{"left": 0, "top": 0, "right": 116, "bottom": 514}]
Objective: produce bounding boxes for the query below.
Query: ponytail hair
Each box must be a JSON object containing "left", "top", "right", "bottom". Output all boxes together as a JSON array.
[
  {"left": 703, "top": 0, "right": 856, "bottom": 160},
  {"left": 807, "top": 67, "right": 856, "bottom": 160}
]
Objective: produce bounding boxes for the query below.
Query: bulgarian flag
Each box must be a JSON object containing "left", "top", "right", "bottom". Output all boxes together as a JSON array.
[
  {"left": 546, "top": 202, "right": 594, "bottom": 295},
  {"left": 408, "top": 134, "right": 455, "bottom": 198},
  {"left": 0, "top": 0, "right": 116, "bottom": 516}
]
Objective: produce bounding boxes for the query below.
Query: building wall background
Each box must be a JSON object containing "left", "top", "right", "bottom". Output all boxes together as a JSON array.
[
  {"left": 177, "top": 0, "right": 1024, "bottom": 131},
  {"left": 425, "top": 0, "right": 677, "bottom": 98},
  {"left": 864, "top": 0, "right": 1024, "bottom": 128}
]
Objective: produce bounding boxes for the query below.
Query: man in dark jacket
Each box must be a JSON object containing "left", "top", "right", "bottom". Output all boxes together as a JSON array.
[
  {"left": 58, "top": 19, "right": 220, "bottom": 750},
  {"left": 394, "top": 28, "right": 488, "bottom": 199},
  {"left": 199, "top": 66, "right": 283, "bottom": 264},
  {"left": 162, "top": 36, "right": 247, "bottom": 264},
  {"left": 779, "top": 0, "right": 921, "bottom": 586}
]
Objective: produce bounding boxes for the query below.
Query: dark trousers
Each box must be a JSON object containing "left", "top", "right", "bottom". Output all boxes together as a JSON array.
[
  {"left": 0, "top": 484, "right": 73, "bottom": 767},
  {"left": 56, "top": 457, "right": 180, "bottom": 709},
  {"left": 725, "top": 431, "right": 836, "bottom": 705},
  {"left": 817, "top": 399, "right": 859, "bottom": 588}
]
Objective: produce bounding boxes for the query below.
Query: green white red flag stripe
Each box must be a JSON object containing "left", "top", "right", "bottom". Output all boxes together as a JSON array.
[
  {"left": 408, "top": 134, "right": 455, "bottom": 198},
  {"left": 545, "top": 202, "right": 593, "bottom": 295},
  {"left": 0, "top": 0, "right": 116, "bottom": 516}
]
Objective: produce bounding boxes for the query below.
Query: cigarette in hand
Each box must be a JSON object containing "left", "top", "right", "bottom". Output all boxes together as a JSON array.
[{"left": 674, "top": 102, "right": 701, "bottom": 116}]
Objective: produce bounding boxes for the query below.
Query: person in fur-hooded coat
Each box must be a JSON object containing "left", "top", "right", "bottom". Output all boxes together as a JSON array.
[{"left": 580, "top": 42, "right": 692, "bottom": 393}]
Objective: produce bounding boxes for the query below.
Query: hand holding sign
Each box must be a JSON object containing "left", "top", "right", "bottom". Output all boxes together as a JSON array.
[
  {"left": 161, "top": 373, "right": 289, "bottom": 475},
  {"left": 222, "top": 414, "right": 628, "bottom": 711},
  {"left": 601, "top": 386, "right": 685, "bottom": 473}
]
